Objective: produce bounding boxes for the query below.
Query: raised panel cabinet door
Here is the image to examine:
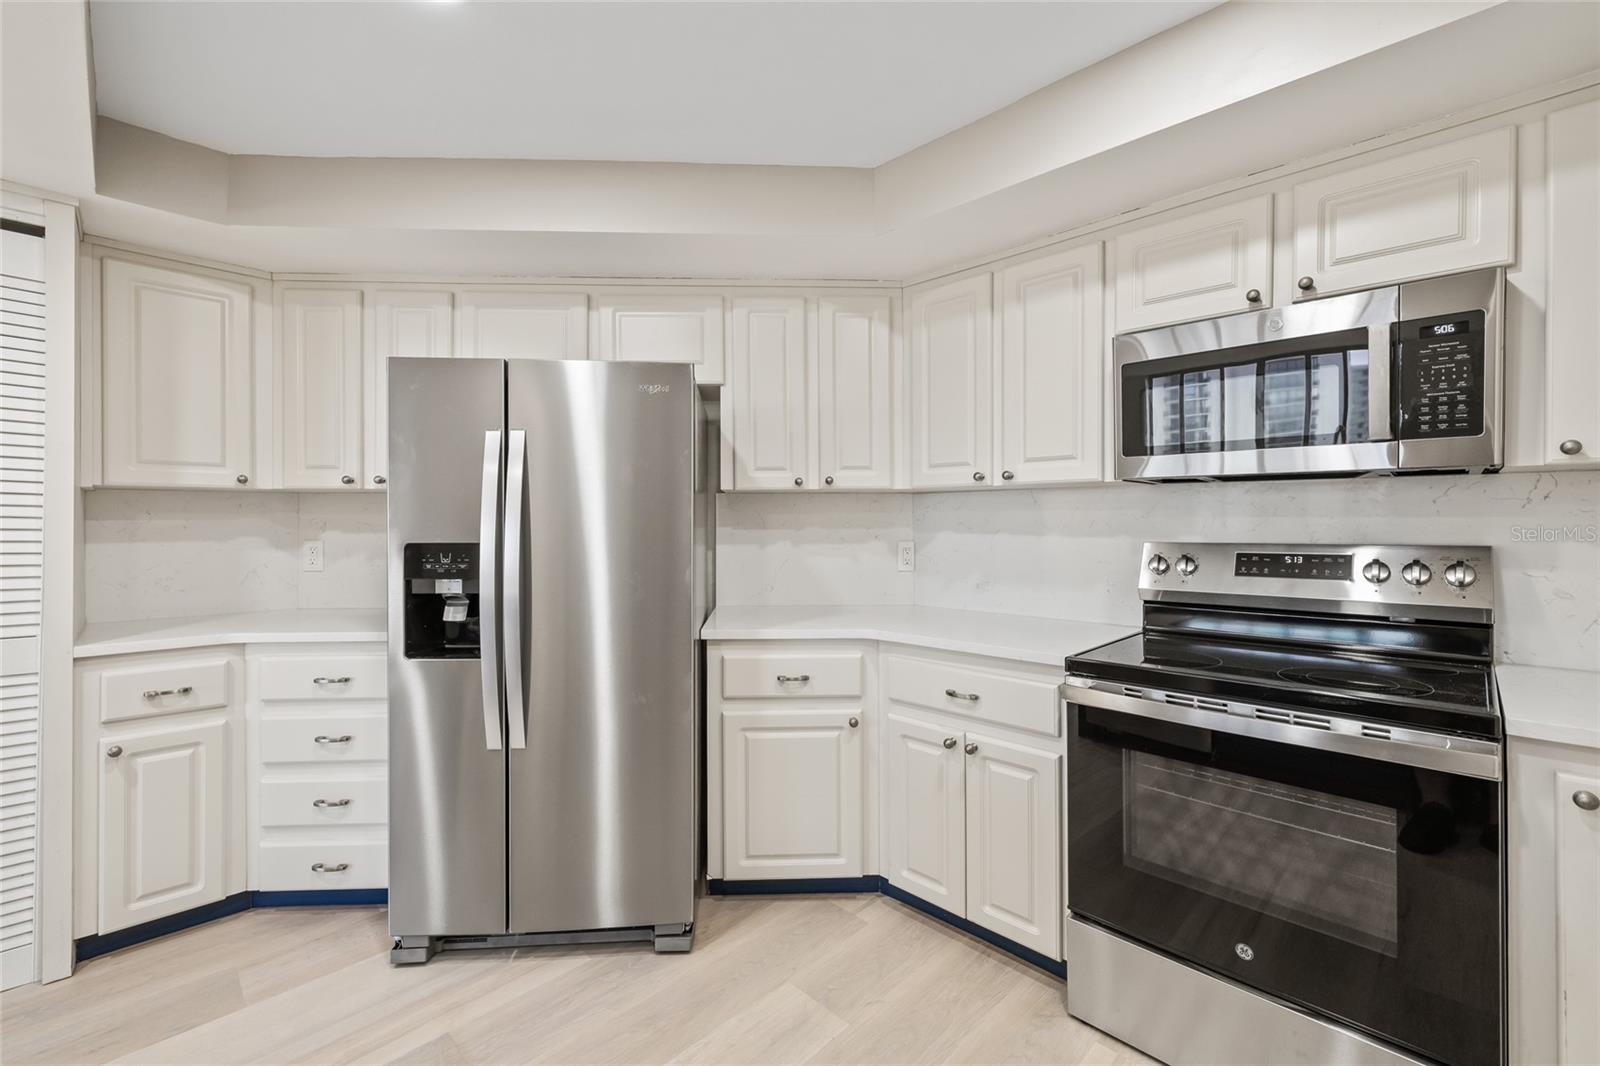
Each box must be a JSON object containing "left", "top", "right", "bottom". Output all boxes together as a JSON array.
[
  {"left": 279, "top": 288, "right": 363, "bottom": 489},
  {"left": 367, "top": 290, "right": 452, "bottom": 488},
  {"left": 455, "top": 291, "right": 587, "bottom": 360},
  {"left": 729, "top": 296, "right": 809, "bottom": 490},
  {"left": 884, "top": 711, "right": 966, "bottom": 915},
  {"left": 1555, "top": 770, "right": 1600, "bottom": 1065},
  {"left": 1545, "top": 100, "right": 1600, "bottom": 468},
  {"left": 998, "top": 244, "right": 1104, "bottom": 485},
  {"left": 1291, "top": 126, "right": 1515, "bottom": 298},
  {"left": 101, "top": 258, "right": 253, "bottom": 488},
  {"left": 1113, "top": 195, "right": 1272, "bottom": 331},
  {"left": 596, "top": 293, "right": 725, "bottom": 385},
  {"left": 817, "top": 295, "right": 893, "bottom": 489},
  {"left": 720, "top": 709, "right": 862, "bottom": 880},
  {"left": 98, "top": 720, "right": 226, "bottom": 934},
  {"left": 910, "top": 274, "right": 993, "bottom": 488},
  {"left": 964, "top": 730, "right": 1060, "bottom": 959}
]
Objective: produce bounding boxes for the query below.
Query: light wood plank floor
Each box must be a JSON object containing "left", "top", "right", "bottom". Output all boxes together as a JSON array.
[{"left": 0, "top": 894, "right": 1158, "bottom": 1065}]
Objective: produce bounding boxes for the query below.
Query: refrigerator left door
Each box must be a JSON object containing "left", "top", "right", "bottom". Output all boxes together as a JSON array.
[{"left": 387, "top": 357, "right": 508, "bottom": 937}]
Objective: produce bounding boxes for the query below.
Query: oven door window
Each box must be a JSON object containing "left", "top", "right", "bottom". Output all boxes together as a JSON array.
[
  {"left": 1121, "top": 329, "right": 1379, "bottom": 458},
  {"left": 1068, "top": 704, "right": 1500, "bottom": 1066}
]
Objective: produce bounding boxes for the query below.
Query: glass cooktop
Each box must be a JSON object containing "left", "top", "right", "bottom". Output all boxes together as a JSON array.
[{"left": 1067, "top": 632, "right": 1498, "bottom": 737}]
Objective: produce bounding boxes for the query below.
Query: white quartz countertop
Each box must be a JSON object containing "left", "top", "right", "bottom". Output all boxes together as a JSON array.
[
  {"left": 1496, "top": 664, "right": 1600, "bottom": 750},
  {"left": 701, "top": 604, "right": 1134, "bottom": 668},
  {"left": 74, "top": 609, "right": 387, "bottom": 658}
]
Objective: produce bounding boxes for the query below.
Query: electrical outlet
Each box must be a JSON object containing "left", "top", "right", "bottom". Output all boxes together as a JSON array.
[
  {"left": 897, "top": 541, "right": 915, "bottom": 572},
  {"left": 301, "top": 539, "right": 325, "bottom": 573}
]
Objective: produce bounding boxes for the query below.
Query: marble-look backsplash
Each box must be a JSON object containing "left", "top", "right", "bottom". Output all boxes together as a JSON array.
[
  {"left": 715, "top": 492, "right": 914, "bottom": 606},
  {"left": 82, "top": 490, "right": 387, "bottom": 623},
  {"left": 911, "top": 471, "right": 1600, "bottom": 671}
]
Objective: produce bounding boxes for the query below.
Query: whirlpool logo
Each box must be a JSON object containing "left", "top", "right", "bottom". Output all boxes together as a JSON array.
[{"left": 638, "top": 384, "right": 671, "bottom": 395}]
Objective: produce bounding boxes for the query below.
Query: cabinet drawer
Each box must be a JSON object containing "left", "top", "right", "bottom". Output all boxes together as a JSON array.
[
  {"left": 883, "top": 655, "right": 1060, "bottom": 737},
  {"left": 259, "top": 715, "right": 388, "bottom": 764},
  {"left": 258, "top": 839, "right": 387, "bottom": 891},
  {"left": 721, "top": 649, "right": 863, "bottom": 699},
  {"left": 101, "top": 657, "right": 231, "bottom": 723},
  {"left": 258, "top": 655, "right": 387, "bottom": 702},
  {"left": 259, "top": 777, "right": 388, "bottom": 828}
]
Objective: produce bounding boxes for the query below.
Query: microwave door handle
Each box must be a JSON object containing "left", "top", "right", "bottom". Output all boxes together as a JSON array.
[
  {"left": 1367, "top": 321, "right": 1393, "bottom": 442},
  {"left": 479, "top": 430, "right": 504, "bottom": 751},
  {"left": 502, "top": 429, "right": 528, "bottom": 750}
]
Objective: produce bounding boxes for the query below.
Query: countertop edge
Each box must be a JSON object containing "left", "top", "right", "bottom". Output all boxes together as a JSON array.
[
  {"left": 1496, "top": 664, "right": 1600, "bottom": 752},
  {"left": 74, "top": 611, "right": 388, "bottom": 660}
]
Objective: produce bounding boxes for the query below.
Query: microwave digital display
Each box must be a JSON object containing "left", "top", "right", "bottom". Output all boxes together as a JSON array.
[{"left": 1234, "top": 552, "right": 1353, "bottom": 580}]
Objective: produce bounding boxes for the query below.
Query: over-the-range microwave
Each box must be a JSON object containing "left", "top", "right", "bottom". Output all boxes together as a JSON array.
[{"left": 1114, "top": 268, "right": 1503, "bottom": 482}]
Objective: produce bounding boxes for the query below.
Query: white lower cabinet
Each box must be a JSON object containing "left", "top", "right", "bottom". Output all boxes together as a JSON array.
[
  {"left": 721, "top": 708, "right": 863, "bottom": 879},
  {"left": 963, "top": 730, "right": 1060, "bottom": 958},
  {"left": 885, "top": 712, "right": 966, "bottom": 913}
]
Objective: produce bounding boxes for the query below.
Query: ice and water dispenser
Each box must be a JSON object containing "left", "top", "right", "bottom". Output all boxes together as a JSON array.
[{"left": 402, "top": 543, "right": 482, "bottom": 658}]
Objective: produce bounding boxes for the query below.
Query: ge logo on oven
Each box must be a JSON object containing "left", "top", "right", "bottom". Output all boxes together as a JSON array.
[{"left": 1234, "top": 942, "right": 1255, "bottom": 961}]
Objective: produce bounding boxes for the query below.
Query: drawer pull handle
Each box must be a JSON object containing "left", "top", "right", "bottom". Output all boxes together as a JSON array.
[
  {"left": 313, "top": 734, "right": 354, "bottom": 745},
  {"left": 142, "top": 686, "right": 193, "bottom": 700},
  {"left": 313, "top": 676, "right": 353, "bottom": 686},
  {"left": 313, "top": 798, "right": 352, "bottom": 809},
  {"left": 776, "top": 674, "right": 810, "bottom": 684},
  {"left": 310, "top": 862, "right": 350, "bottom": 873},
  {"left": 945, "top": 688, "right": 980, "bottom": 702}
]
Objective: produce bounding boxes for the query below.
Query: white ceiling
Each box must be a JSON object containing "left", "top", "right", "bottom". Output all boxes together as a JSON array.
[{"left": 88, "top": 0, "right": 1217, "bottom": 167}]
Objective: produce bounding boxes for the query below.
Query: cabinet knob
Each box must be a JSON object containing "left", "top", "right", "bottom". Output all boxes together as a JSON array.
[
  {"left": 1297, "top": 276, "right": 1315, "bottom": 292},
  {"left": 106, "top": 745, "right": 123, "bottom": 759},
  {"left": 972, "top": 471, "right": 986, "bottom": 483},
  {"left": 1559, "top": 439, "right": 1584, "bottom": 456},
  {"left": 1575, "top": 790, "right": 1600, "bottom": 812},
  {"left": 1001, "top": 470, "right": 1015, "bottom": 481},
  {"left": 848, "top": 716, "right": 859, "bottom": 729},
  {"left": 963, "top": 742, "right": 979, "bottom": 756},
  {"left": 341, "top": 475, "right": 355, "bottom": 485},
  {"left": 942, "top": 737, "right": 958, "bottom": 749},
  {"left": 1246, "top": 288, "right": 1262, "bottom": 303},
  {"left": 824, "top": 476, "right": 834, "bottom": 486},
  {"left": 793, "top": 476, "right": 803, "bottom": 487},
  {"left": 236, "top": 473, "right": 249, "bottom": 485},
  {"left": 310, "top": 862, "right": 350, "bottom": 873},
  {"left": 372, "top": 475, "right": 387, "bottom": 485}
]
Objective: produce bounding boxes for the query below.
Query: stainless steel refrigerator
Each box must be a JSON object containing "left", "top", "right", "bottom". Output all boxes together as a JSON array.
[{"left": 385, "top": 357, "right": 706, "bottom": 963}]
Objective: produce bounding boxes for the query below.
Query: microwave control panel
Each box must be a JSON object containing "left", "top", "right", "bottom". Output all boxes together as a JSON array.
[{"left": 1396, "top": 310, "right": 1485, "bottom": 440}]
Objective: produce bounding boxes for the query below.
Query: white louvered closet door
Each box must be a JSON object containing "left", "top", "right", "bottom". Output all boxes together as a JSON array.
[{"left": 0, "top": 223, "right": 45, "bottom": 990}]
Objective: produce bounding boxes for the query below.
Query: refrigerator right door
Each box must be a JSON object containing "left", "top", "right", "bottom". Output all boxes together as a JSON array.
[{"left": 506, "top": 360, "right": 696, "bottom": 934}]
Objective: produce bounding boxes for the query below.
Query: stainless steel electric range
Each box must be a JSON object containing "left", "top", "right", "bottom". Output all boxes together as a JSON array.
[{"left": 1062, "top": 542, "right": 1503, "bottom": 1066}]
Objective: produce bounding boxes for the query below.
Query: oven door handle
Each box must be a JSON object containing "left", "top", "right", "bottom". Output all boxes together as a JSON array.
[
  {"left": 1367, "top": 320, "right": 1393, "bottom": 443},
  {"left": 1060, "top": 677, "right": 1500, "bottom": 781}
]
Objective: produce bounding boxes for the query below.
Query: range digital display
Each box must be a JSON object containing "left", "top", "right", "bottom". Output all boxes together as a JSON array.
[{"left": 1234, "top": 552, "right": 1353, "bottom": 580}]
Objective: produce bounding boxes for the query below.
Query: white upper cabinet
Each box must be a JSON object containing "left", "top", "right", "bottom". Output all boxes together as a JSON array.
[
  {"left": 596, "top": 293, "right": 725, "bottom": 384},
  {"left": 910, "top": 274, "right": 993, "bottom": 488},
  {"left": 728, "top": 296, "right": 809, "bottom": 490},
  {"left": 1113, "top": 195, "right": 1272, "bottom": 331},
  {"left": 455, "top": 290, "right": 587, "bottom": 360},
  {"left": 278, "top": 288, "right": 363, "bottom": 490},
  {"left": 100, "top": 258, "right": 254, "bottom": 488},
  {"left": 963, "top": 730, "right": 1060, "bottom": 959},
  {"left": 366, "top": 289, "right": 453, "bottom": 489},
  {"left": 997, "top": 245, "right": 1104, "bottom": 485},
  {"left": 1543, "top": 100, "right": 1600, "bottom": 468},
  {"left": 817, "top": 295, "right": 893, "bottom": 490},
  {"left": 1290, "top": 126, "right": 1515, "bottom": 299}
]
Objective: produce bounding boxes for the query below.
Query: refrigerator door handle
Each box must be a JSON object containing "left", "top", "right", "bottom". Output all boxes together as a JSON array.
[
  {"left": 503, "top": 429, "right": 528, "bottom": 750},
  {"left": 479, "top": 429, "right": 504, "bottom": 751}
]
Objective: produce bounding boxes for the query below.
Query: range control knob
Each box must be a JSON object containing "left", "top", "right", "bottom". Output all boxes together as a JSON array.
[
  {"left": 1175, "top": 554, "right": 1198, "bottom": 577},
  {"left": 1401, "top": 560, "right": 1433, "bottom": 587},
  {"left": 1147, "top": 553, "right": 1171, "bottom": 577},
  {"left": 1444, "top": 560, "right": 1478, "bottom": 589},
  {"left": 1362, "top": 560, "right": 1391, "bottom": 585}
]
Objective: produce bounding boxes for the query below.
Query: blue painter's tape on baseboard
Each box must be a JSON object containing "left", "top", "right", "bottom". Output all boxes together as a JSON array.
[
  {"left": 708, "top": 876, "right": 883, "bottom": 895},
  {"left": 253, "top": 889, "right": 388, "bottom": 907},
  {"left": 880, "top": 881, "right": 1067, "bottom": 979},
  {"left": 74, "top": 891, "right": 254, "bottom": 962}
]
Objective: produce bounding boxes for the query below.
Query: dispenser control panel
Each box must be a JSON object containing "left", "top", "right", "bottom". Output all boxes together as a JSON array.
[{"left": 404, "top": 542, "right": 478, "bottom": 579}]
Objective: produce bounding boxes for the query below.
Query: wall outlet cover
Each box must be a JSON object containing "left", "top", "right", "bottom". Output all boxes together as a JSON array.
[
  {"left": 301, "top": 539, "right": 325, "bottom": 573},
  {"left": 898, "top": 541, "right": 915, "bottom": 572}
]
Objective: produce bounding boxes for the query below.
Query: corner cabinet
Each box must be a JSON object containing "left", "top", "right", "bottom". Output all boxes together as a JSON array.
[
  {"left": 277, "top": 288, "right": 363, "bottom": 490},
  {"left": 99, "top": 257, "right": 257, "bottom": 488},
  {"left": 910, "top": 274, "right": 993, "bottom": 488},
  {"left": 1112, "top": 194, "right": 1272, "bottom": 331}
]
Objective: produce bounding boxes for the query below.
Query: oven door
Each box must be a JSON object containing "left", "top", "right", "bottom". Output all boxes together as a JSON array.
[
  {"left": 1115, "top": 286, "right": 1399, "bottom": 481},
  {"left": 1066, "top": 685, "right": 1503, "bottom": 1066}
]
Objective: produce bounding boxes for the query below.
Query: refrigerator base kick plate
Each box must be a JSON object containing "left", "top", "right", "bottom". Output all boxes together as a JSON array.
[{"left": 390, "top": 924, "right": 695, "bottom": 965}]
